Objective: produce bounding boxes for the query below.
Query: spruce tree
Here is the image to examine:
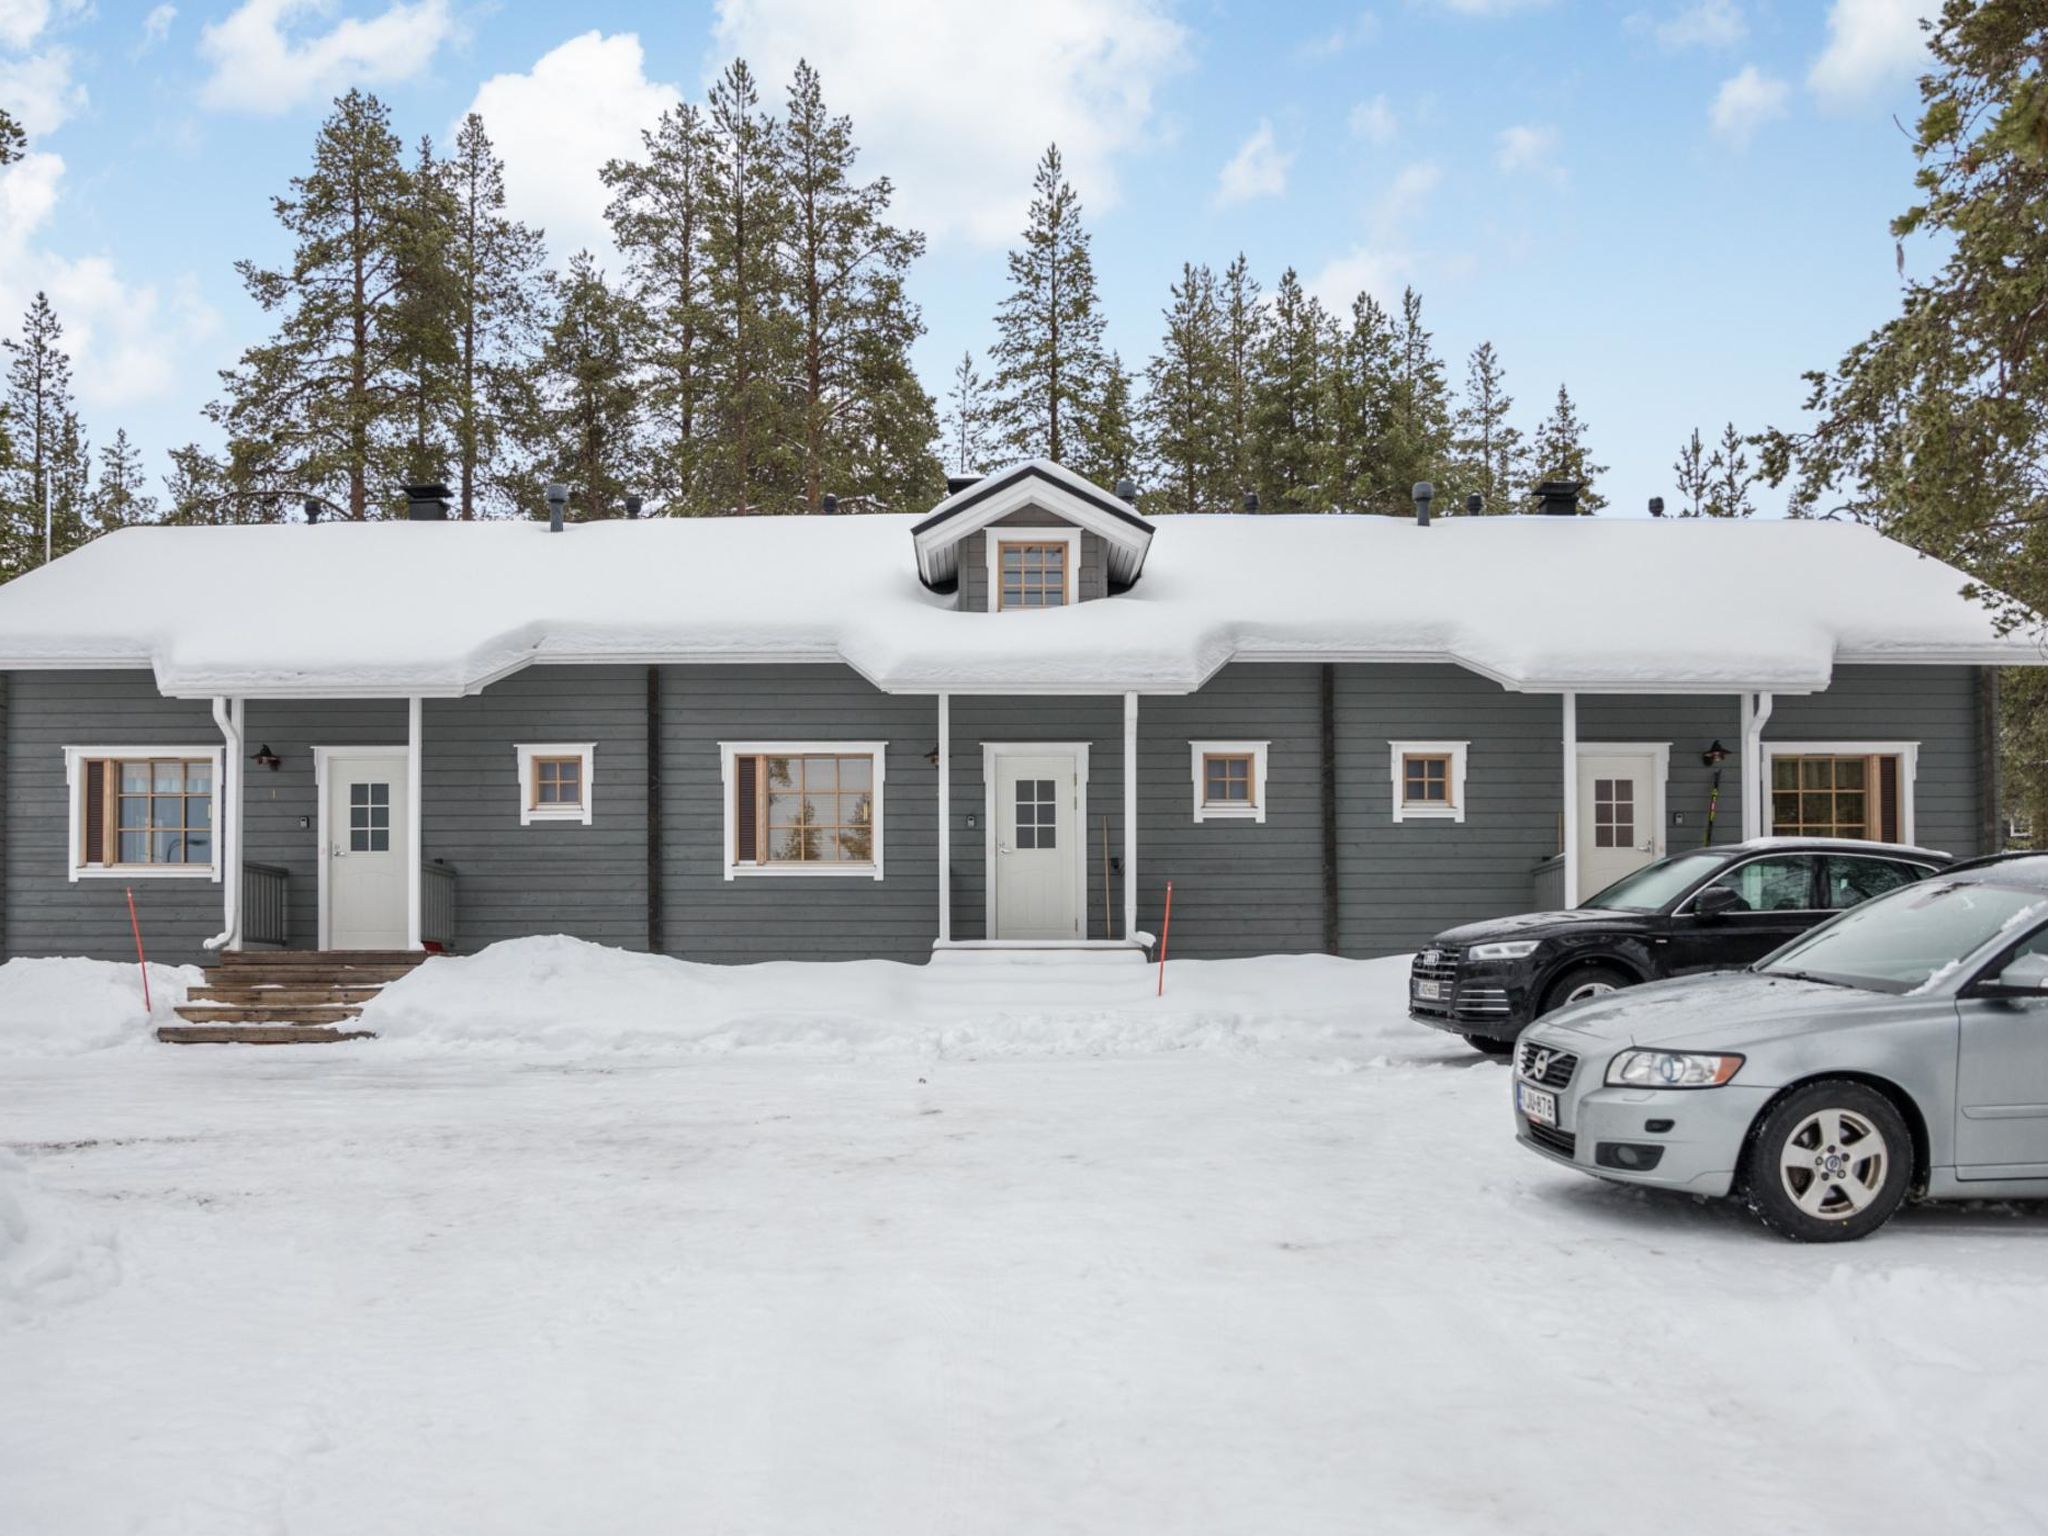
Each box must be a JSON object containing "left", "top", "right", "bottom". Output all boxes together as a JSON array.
[
  {"left": 163, "top": 444, "right": 231, "bottom": 525},
  {"left": 1217, "top": 253, "right": 1263, "bottom": 501},
  {"left": 1704, "top": 423, "right": 1757, "bottom": 518},
  {"left": 529, "top": 253, "right": 641, "bottom": 521},
  {"left": 1529, "top": 384, "right": 1609, "bottom": 511},
  {"left": 389, "top": 133, "right": 460, "bottom": 494},
  {"left": 1, "top": 292, "right": 80, "bottom": 573},
  {"left": 943, "top": 351, "right": 994, "bottom": 476},
  {"left": 703, "top": 59, "right": 796, "bottom": 513},
  {"left": 1381, "top": 287, "right": 1452, "bottom": 511},
  {"left": 1672, "top": 427, "right": 1711, "bottom": 516},
  {"left": 1317, "top": 291, "right": 1396, "bottom": 513},
  {"left": 1082, "top": 353, "right": 1138, "bottom": 491},
  {"left": 1140, "top": 262, "right": 1226, "bottom": 515},
  {"left": 991, "top": 144, "right": 1107, "bottom": 466},
  {"left": 603, "top": 102, "right": 716, "bottom": 513},
  {"left": 211, "top": 90, "right": 411, "bottom": 519},
  {"left": 448, "top": 113, "right": 546, "bottom": 518},
  {"left": 0, "top": 105, "right": 22, "bottom": 165},
  {"left": 1250, "top": 268, "right": 1334, "bottom": 512},
  {"left": 1449, "top": 341, "right": 1524, "bottom": 515},
  {"left": 92, "top": 429, "right": 159, "bottom": 532}
]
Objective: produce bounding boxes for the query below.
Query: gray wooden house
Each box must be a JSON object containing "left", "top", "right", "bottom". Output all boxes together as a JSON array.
[{"left": 0, "top": 460, "right": 2027, "bottom": 971}]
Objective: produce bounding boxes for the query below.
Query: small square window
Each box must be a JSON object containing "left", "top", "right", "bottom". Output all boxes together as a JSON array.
[
  {"left": 516, "top": 744, "right": 596, "bottom": 826},
  {"left": 1190, "top": 741, "right": 1268, "bottom": 823},
  {"left": 1390, "top": 741, "right": 1468, "bottom": 823}
]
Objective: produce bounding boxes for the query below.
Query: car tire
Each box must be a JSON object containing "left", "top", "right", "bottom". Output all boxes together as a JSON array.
[
  {"left": 1540, "top": 964, "right": 1629, "bottom": 1016},
  {"left": 1461, "top": 1032, "right": 1515, "bottom": 1057},
  {"left": 1738, "top": 1079, "right": 1913, "bottom": 1243}
]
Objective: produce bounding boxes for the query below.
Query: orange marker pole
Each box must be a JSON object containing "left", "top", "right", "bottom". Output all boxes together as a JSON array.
[
  {"left": 126, "top": 885, "right": 151, "bottom": 1015},
  {"left": 1156, "top": 881, "right": 1173, "bottom": 998}
]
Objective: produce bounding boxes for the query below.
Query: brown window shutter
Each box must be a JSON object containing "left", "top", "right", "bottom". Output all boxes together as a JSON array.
[
  {"left": 83, "top": 759, "right": 107, "bottom": 864},
  {"left": 736, "top": 755, "right": 758, "bottom": 863},
  {"left": 1877, "top": 756, "right": 1900, "bottom": 843}
]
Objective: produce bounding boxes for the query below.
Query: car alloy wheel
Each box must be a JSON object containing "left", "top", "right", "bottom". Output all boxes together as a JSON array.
[
  {"left": 1562, "top": 979, "right": 1616, "bottom": 1006},
  {"left": 1777, "top": 1108, "right": 1889, "bottom": 1221}
]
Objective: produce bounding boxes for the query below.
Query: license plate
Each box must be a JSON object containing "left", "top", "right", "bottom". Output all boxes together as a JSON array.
[
  {"left": 1414, "top": 979, "right": 1442, "bottom": 1002},
  {"left": 1517, "top": 1082, "right": 1558, "bottom": 1127}
]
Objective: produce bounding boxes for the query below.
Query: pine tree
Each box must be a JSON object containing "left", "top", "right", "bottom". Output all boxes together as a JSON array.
[
  {"left": 1672, "top": 427, "right": 1711, "bottom": 516},
  {"left": 703, "top": 59, "right": 796, "bottom": 513},
  {"left": 1, "top": 292, "right": 81, "bottom": 574},
  {"left": 780, "top": 60, "right": 937, "bottom": 513},
  {"left": 448, "top": 113, "right": 546, "bottom": 518},
  {"left": 991, "top": 144, "right": 1107, "bottom": 466},
  {"left": 163, "top": 444, "right": 231, "bottom": 525},
  {"left": 0, "top": 106, "right": 22, "bottom": 166},
  {"left": 1703, "top": 422, "right": 1757, "bottom": 518},
  {"left": 92, "top": 429, "right": 160, "bottom": 532},
  {"left": 389, "top": 133, "right": 460, "bottom": 494},
  {"left": 1217, "top": 253, "right": 1263, "bottom": 501},
  {"left": 1529, "top": 384, "right": 1608, "bottom": 511},
  {"left": 1081, "top": 352, "right": 1138, "bottom": 490},
  {"left": 528, "top": 252, "right": 641, "bottom": 520},
  {"left": 1139, "top": 262, "right": 1226, "bottom": 514},
  {"left": 1250, "top": 268, "right": 1334, "bottom": 512},
  {"left": 1449, "top": 341, "right": 1524, "bottom": 515},
  {"left": 210, "top": 89, "right": 411, "bottom": 519},
  {"left": 603, "top": 102, "right": 716, "bottom": 514},
  {"left": 943, "top": 351, "right": 994, "bottom": 476},
  {"left": 1318, "top": 291, "right": 1396, "bottom": 513},
  {"left": 47, "top": 409, "right": 91, "bottom": 558},
  {"left": 1379, "top": 288, "right": 1453, "bottom": 512}
]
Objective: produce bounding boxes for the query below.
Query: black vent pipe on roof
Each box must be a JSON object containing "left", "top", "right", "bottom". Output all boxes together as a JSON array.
[
  {"left": 544, "top": 481, "right": 568, "bottom": 533},
  {"left": 946, "top": 475, "right": 982, "bottom": 496},
  {"left": 822, "top": 492, "right": 838, "bottom": 515},
  {"left": 1114, "top": 477, "right": 1138, "bottom": 503},
  {"left": 1412, "top": 480, "right": 1434, "bottom": 527},
  {"left": 1244, "top": 491, "right": 1259, "bottom": 514},
  {"left": 1648, "top": 496, "right": 1665, "bottom": 518},
  {"left": 304, "top": 498, "right": 323, "bottom": 525},
  {"left": 1465, "top": 493, "right": 1483, "bottom": 516},
  {"left": 625, "top": 494, "right": 644, "bottom": 519},
  {"left": 403, "top": 482, "right": 451, "bottom": 521}
]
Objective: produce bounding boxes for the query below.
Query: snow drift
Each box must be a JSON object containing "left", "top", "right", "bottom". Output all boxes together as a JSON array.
[
  {"left": 0, "top": 1150, "right": 119, "bottom": 1322},
  {"left": 360, "top": 934, "right": 1416, "bottom": 1058},
  {"left": 0, "top": 957, "right": 199, "bottom": 1057}
]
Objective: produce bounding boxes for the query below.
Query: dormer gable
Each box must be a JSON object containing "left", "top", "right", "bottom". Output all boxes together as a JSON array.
[{"left": 911, "top": 461, "right": 1154, "bottom": 611}]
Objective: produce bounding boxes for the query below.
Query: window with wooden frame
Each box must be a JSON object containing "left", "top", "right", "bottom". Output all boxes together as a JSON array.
[
  {"left": 1766, "top": 746, "right": 1915, "bottom": 843},
  {"left": 64, "top": 747, "right": 221, "bottom": 879},
  {"left": 1189, "top": 740, "right": 1269, "bottom": 823},
  {"left": 996, "top": 540, "right": 1068, "bottom": 609},
  {"left": 720, "top": 742, "right": 887, "bottom": 879},
  {"left": 1389, "top": 740, "right": 1469, "bottom": 823},
  {"left": 515, "top": 743, "right": 595, "bottom": 826}
]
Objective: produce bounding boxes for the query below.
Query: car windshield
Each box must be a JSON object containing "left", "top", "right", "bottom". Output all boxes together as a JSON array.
[
  {"left": 1757, "top": 879, "right": 2048, "bottom": 993},
  {"left": 1579, "top": 851, "right": 1727, "bottom": 913}
]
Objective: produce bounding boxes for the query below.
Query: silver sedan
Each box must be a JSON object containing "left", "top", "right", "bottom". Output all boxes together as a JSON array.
[{"left": 1512, "top": 855, "right": 2048, "bottom": 1241}]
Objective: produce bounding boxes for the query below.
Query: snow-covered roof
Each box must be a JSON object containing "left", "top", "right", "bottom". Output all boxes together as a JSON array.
[
  {"left": 0, "top": 505, "right": 2035, "bottom": 698},
  {"left": 911, "top": 459, "right": 1153, "bottom": 589}
]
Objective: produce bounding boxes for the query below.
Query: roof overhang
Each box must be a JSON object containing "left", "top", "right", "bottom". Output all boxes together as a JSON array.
[{"left": 911, "top": 460, "right": 1154, "bottom": 590}]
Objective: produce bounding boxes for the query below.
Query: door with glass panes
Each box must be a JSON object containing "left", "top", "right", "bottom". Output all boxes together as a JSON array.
[
  {"left": 323, "top": 749, "right": 409, "bottom": 950},
  {"left": 990, "top": 748, "right": 1083, "bottom": 940}
]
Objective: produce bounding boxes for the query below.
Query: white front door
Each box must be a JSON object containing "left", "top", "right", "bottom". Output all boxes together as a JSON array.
[
  {"left": 1576, "top": 746, "right": 1669, "bottom": 900},
  {"left": 989, "top": 747, "right": 1084, "bottom": 940},
  {"left": 323, "top": 749, "right": 409, "bottom": 950}
]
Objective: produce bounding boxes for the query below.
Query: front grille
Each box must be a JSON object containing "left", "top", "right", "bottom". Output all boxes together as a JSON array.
[
  {"left": 1453, "top": 987, "right": 1510, "bottom": 1018},
  {"left": 1525, "top": 1122, "right": 1577, "bottom": 1159},
  {"left": 1517, "top": 1039, "right": 1579, "bottom": 1089},
  {"left": 1409, "top": 946, "right": 1462, "bottom": 1018}
]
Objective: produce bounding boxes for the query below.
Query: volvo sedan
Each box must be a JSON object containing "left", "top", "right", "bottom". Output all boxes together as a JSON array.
[{"left": 1511, "top": 855, "right": 2048, "bottom": 1241}]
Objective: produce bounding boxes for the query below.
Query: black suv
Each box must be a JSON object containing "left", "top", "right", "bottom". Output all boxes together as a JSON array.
[{"left": 1409, "top": 838, "right": 1951, "bottom": 1053}]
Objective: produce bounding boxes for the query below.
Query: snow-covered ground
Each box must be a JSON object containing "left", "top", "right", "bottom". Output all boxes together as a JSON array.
[{"left": 4, "top": 943, "right": 2047, "bottom": 1534}]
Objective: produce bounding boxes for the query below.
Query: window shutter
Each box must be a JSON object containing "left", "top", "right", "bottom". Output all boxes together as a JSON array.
[
  {"left": 1877, "top": 756, "right": 1900, "bottom": 843},
  {"left": 83, "top": 759, "right": 107, "bottom": 864},
  {"left": 736, "top": 755, "right": 758, "bottom": 863}
]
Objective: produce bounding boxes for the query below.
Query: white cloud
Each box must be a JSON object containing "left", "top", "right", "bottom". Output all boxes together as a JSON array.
[
  {"left": 141, "top": 4, "right": 177, "bottom": 48},
  {"left": 1710, "top": 64, "right": 1790, "bottom": 146},
  {"left": 1495, "top": 122, "right": 1563, "bottom": 181},
  {"left": 1348, "top": 94, "right": 1396, "bottom": 144},
  {"left": 1213, "top": 120, "right": 1290, "bottom": 208},
  {"left": 197, "top": 0, "right": 455, "bottom": 115},
  {"left": 0, "top": 152, "right": 220, "bottom": 410},
  {"left": 1808, "top": 0, "right": 1934, "bottom": 106},
  {"left": 0, "top": 46, "right": 84, "bottom": 134},
  {"left": 711, "top": 0, "right": 1190, "bottom": 246},
  {"left": 0, "top": 0, "right": 49, "bottom": 51},
  {"left": 1302, "top": 10, "right": 1377, "bottom": 58},
  {"left": 1306, "top": 160, "right": 1440, "bottom": 310},
  {"left": 465, "top": 31, "right": 679, "bottom": 263},
  {"left": 1631, "top": 0, "right": 1745, "bottom": 50}
]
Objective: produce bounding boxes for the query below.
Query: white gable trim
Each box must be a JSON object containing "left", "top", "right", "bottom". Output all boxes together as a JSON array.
[{"left": 913, "top": 466, "right": 1150, "bottom": 588}]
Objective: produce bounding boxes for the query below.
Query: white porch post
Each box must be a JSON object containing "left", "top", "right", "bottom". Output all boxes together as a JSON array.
[
  {"left": 1740, "top": 691, "right": 1774, "bottom": 841},
  {"left": 1123, "top": 692, "right": 1138, "bottom": 941},
  {"left": 1561, "top": 691, "right": 1579, "bottom": 909},
  {"left": 406, "top": 696, "right": 424, "bottom": 950},
  {"left": 229, "top": 697, "right": 245, "bottom": 950},
  {"left": 937, "top": 693, "right": 951, "bottom": 944}
]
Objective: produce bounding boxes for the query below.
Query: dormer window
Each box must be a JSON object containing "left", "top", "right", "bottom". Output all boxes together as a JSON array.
[
  {"left": 911, "top": 461, "right": 1154, "bottom": 606},
  {"left": 996, "top": 535, "right": 1073, "bottom": 610}
]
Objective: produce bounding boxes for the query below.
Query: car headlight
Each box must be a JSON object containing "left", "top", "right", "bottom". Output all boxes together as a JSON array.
[
  {"left": 1606, "top": 1050, "right": 1744, "bottom": 1089},
  {"left": 1468, "top": 939, "right": 1542, "bottom": 961}
]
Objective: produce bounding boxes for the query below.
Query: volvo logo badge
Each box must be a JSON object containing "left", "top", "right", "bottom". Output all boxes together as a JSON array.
[{"left": 1528, "top": 1049, "right": 1554, "bottom": 1080}]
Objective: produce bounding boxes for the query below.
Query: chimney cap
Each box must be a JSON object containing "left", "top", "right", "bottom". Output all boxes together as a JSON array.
[
  {"left": 945, "top": 475, "right": 982, "bottom": 496},
  {"left": 544, "top": 482, "right": 570, "bottom": 506},
  {"left": 1534, "top": 479, "right": 1583, "bottom": 516},
  {"left": 402, "top": 481, "right": 451, "bottom": 521}
]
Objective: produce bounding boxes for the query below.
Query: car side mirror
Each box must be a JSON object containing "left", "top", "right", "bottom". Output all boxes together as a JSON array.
[
  {"left": 1691, "top": 885, "right": 1743, "bottom": 919},
  {"left": 1976, "top": 952, "right": 2048, "bottom": 999}
]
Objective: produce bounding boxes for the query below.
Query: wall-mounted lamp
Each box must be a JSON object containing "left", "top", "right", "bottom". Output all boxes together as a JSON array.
[
  {"left": 1701, "top": 740, "right": 1729, "bottom": 768},
  {"left": 924, "top": 745, "right": 941, "bottom": 768},
  {"left": 252, "top": 744, "right": 282, "bottom": 771}
]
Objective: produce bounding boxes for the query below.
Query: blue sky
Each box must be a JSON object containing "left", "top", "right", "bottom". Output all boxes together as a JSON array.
[{"left": 0, "top": 0, "right": 1941, "bottom": 515}]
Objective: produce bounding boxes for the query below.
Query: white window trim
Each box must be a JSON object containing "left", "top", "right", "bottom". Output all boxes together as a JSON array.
[
  {"left": 719, "top": 741, "right": 887, "bottom": 880},
  {"left": 1760, "top": 740, "right": 1919, "bottom": 845},
  {"left": 63, "top": 744, "right": 225, "bottom": 882},
  {"left": 1390, "top": 740, "right": 1469, "bottom": 824},
  {"left": 1190, "top": 739, "right": 1269, "bottom": 823},
  {"left": 985, "top": 525, "right": 1081, "bottom": 611},
  {"left": 516, "top": 742, "right": 596, "bottom": 826}
]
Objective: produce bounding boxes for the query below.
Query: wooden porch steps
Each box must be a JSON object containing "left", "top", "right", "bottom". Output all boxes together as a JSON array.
[{"left": 159, "top": 949, "right": 427, "bottom": 1045}]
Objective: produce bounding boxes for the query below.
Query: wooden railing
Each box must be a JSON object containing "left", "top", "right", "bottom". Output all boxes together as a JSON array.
[
  {"left": 242, "top": 862, "right": 290, "bottom": 947},
  {"left": 423, "top": 862, "right": 456, "bottom": 950}
]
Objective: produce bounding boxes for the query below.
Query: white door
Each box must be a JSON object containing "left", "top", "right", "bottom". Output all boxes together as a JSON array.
[
  {"left": 324, "top": 749, "right": 409, "bottom": 950},
  {"left": 1576, "top": 747, "right": 1667, "bottom": 900},
  {"left": 991, "top": 749, "right": 1083, "bottom": 940}
]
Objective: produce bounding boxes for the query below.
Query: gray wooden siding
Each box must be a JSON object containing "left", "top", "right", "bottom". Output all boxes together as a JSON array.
[
  {"left": 659, "top": 664, "right": 940, "bottom": 962},
  {"left": 1578, "top": 694, "right": 1746, "bottom": 849},
  {"left": 957, "top": 506, "right": 1109, "bottom": 611}
]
